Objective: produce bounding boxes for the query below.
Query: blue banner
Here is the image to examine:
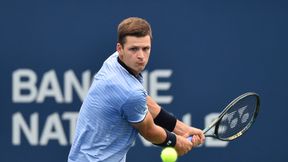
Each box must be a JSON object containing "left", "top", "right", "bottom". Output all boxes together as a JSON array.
[{"left": 1, "top": 0, "right": 287, "bottom": 162}]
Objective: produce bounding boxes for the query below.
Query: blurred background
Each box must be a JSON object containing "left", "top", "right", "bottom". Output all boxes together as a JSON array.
[{"left": 0, "top": 0, "right": 287, "bottom": 161}]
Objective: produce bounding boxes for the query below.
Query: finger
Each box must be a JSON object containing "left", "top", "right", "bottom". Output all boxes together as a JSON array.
[
  {"left": 201, "top": 135, "right": 206, "bottom": 143},
  {"left": 200, "top": 131, "right": 205, "bottom": 141},
  {"left": 194, "top": 129, "right": 205, "bottom": 143},
  {"left": 192, "top": 135, "right": 198, "bottom": 143},
  {"left": 183, "top": 132, "right": 190, "bottom": 138},
  {"left": 192, "top": 136, "right": 201, "bottom": 146}
]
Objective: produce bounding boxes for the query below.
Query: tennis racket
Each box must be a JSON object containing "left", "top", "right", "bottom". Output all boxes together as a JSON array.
[{"left": 188, "top": 92, "right": 260, "bottom": 141}]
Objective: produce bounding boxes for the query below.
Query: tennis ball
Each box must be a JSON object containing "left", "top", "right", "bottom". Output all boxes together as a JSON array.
[{"left": 160, "top": 147, "right": 178, "bottom": 162}]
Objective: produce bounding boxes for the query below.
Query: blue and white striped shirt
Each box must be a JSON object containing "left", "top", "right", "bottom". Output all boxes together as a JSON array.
[{"left": 68, "top": 52, "right": 148, "bottom": 162}]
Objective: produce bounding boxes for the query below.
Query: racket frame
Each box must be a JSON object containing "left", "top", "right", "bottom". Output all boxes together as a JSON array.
[{"left": 203, "top": 92, "right": 260, "bottom": 141}]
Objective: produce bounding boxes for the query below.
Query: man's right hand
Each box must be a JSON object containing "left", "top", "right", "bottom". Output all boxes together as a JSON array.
[{"left": 174, "top": 135, "right": 193, "bottom": 156}]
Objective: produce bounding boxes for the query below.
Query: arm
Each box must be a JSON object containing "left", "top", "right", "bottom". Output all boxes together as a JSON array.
[
  {"left": 146, "top": 95, "right": 161, "bottom": 118},
  {"left": 131, "top": 111, "right": 166, "bottom": 144},
  {"left": 174, "top": 120, "right": 205, "bottom": 145},
  {"left": 132, "top": 111, "right": 193, "bottom": 156},
  {"left": 146, "top": 96, "right": 205, "bottom": 145}
]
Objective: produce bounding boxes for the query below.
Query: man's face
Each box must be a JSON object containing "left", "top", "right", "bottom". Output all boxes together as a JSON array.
[{"left": 117, "top": 35, "right": 151, "bottom": 75}]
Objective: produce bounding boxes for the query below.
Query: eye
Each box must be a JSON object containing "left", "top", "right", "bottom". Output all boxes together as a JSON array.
[
  {"left": 129, "top": 47, "right": 139, "bottom": 52},
  {"left": 143, "top": 47, "right": 150, "bottom": 52}
]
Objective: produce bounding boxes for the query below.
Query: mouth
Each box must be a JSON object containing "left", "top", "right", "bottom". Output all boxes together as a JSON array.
[{"left": 137, "top": 62, "right": 145, "bottom": 66}]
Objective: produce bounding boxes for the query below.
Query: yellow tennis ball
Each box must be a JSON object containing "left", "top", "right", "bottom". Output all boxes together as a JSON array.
[{"left": 160, "top": 147, "right": 178, "bottom": 162}]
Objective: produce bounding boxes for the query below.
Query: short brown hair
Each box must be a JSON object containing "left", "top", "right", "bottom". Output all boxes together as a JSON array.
[{"left": 117, "top": 17, "right": 152, "bottom": 46}]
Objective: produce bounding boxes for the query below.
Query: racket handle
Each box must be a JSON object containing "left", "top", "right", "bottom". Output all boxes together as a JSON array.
[{"left": 187, "top": 136, "right": 193, "bottom": 141}]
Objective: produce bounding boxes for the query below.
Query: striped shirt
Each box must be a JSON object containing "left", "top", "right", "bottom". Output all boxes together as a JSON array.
[{"left": 68, "top": 52, "right": 148, "bottom": 162}]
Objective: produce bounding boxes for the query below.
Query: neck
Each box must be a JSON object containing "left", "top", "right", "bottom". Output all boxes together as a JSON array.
[{"left": 117, "top": 57, "right": 139, "bottom": 77}]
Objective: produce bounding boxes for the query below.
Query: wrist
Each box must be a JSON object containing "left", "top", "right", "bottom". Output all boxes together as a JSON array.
[
  {"left": 153, "top": 129, "right": 176, "bottom": 147},
  {"left": 173, "top": 120, "right": 193, "bottom": 136}
]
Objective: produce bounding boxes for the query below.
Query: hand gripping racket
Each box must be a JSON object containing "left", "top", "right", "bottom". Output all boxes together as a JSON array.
[{"left": 188, "top": 92, "right": 260, "bottom": 141}]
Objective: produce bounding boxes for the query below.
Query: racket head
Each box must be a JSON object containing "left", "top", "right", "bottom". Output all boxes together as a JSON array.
[{"left": 213, "top": 92, "right": 260, "bottom": 141}]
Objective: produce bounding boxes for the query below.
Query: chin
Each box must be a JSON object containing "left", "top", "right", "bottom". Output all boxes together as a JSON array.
[{"left": 139, "top": 67, "right": 146, "bottom": 72}]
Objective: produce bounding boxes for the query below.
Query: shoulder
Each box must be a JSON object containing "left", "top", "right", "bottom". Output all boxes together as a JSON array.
[
  {"left": 95, "top": 52, "right": 127, "bottom": 80},
  {"left": 125, "top": 88, "right": 148, "bottom": 107},
  {"left": 121, "top": 88, "right": 148, "bottom": 123}
]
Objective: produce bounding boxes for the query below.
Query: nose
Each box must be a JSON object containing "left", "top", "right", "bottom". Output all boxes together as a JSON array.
[{"left": 137, "top": 50, "right": 144, "bottom": 59}]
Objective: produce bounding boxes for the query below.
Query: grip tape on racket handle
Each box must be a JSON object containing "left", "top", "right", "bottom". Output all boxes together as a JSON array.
[{"left": 187, "top": 136, "right": 193, "bottom": 141}]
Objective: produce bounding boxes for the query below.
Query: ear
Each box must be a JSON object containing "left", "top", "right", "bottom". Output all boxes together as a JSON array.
[
  {"left": 116, "top": 43, "right": 122, "bottom": 52},
  {"left": 116, "top": 43, "right": 124, "bottom": 57}
]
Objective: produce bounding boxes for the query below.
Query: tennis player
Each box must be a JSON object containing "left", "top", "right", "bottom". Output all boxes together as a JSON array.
[{"left": 68, "top": 17, "right": 205, "bottom": 162}]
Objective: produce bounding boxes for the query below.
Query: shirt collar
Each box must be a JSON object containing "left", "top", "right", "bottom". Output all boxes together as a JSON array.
[{"left": 117, "top": 56, "right": 143, "bottom": 81}]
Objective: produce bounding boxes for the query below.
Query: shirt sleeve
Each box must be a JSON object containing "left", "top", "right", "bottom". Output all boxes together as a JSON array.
[{"left": 121, "top": 90, "right": 148, "bottom": 123}]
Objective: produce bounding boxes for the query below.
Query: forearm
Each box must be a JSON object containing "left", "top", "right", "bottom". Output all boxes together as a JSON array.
[
  {"left": 132, "top": 112, "right": 168, "bottom": 145},
  {"left": 138, "top": 116, "right": 166, "bottom": 144},
  {"left": 147, "top": 95, "right": 177, "bottom": 132},
  {"left": 147, "top": 95, "right": 190, "bottom": 136},
  {"left": 146, "top": 96, "right": 205, "bottom": 145},
  {"left": 173, "top": 120, "right": 190, "bottom": 136}
]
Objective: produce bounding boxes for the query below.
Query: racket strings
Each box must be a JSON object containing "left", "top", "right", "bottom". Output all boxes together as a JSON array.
[{"left": 216, "top": 95, "right": 258, "bottom": 140}]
